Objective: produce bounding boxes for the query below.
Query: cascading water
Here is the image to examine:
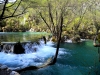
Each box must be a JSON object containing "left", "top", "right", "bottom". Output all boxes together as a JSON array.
[
  {"left": 0, "top": 40, "right": 66, "bottom": 71},
  {"left": 24, "top": 41, "right": 40, "bottom": 53},
  {"left": 20, "top": 40, "right": 100, "bottom": 75},
  {"left": 1, "top": 32, "right": 100, "bottom": 75},
  {"left": 1, "top": 44, "right": 14, "bottom": 53}
]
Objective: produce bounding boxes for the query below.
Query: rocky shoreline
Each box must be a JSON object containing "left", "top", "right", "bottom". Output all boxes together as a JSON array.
[{"left": 0, "top": 64, "right": 20, "bottom": 75}]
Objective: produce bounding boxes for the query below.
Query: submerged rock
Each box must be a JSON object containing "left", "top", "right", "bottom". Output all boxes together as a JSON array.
[
  {"left": 42, "top": 36, "right": 47, "bottom": 44},
  {"left": 10, "top": 71, "right": 20, "bottom": 75},
  {"left": 0, "top": 65, "right": 8, "bottom": 70},
  {"left": 0, "top": 64, "right": 20, "bottom": 75}
]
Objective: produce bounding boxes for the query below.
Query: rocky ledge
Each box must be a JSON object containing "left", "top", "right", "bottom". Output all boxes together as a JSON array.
[{"left": 0, "top": 64, "right": 20, "bottom": 75}]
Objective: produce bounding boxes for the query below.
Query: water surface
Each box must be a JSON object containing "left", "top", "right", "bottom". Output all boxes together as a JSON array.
[
  {"left": 0, "top": 32, "right": 49, "bottom": 42},
  {"left": 0, "top": 32, "right": 100, "bottom": 75},
  {"left": 21, "top": 40, "right": 100, "bottom": 75}
]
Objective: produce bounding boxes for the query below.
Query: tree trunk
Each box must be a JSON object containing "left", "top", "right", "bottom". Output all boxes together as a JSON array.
[{"left": 49, "top": 12, "right": 63, "bottom": 65}]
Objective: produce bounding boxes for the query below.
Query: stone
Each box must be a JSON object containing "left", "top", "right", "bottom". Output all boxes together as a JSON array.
[
  {"left": 0, "top": 64, "right": 20, "bottom": 75},
  {"left": 0, "top": 65, "right": 8, "bottom": 70},
  {"left": 13, "top": 42, "right": 25, "bottom": 54},
  {"left": 10, "top": 71, "right": 20, "bottom": 75}
]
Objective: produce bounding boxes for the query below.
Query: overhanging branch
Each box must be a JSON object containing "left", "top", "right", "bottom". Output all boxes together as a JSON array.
[
  {"left": 39, "top": 12, "right": 52, "bottom": 33},
  {"left": 0, "top": 0, "right": 29, "bottom": 21},
  {"left": 0, "top": 0, "right": 8, "bottom": 18},
  {"left": 12, "top": 0, "right": 22, "bottom": 16}
]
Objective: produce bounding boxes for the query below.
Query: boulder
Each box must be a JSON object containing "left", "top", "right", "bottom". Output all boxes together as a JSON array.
[
  {"left": 0, "top": 65, "right": 8, "bottom": 70},
  {"left": 0, "top": 64, "right": 20, "bottom": 75},
  {"left": 13, "top": 42, "right": 25, "bottom": 54},
  {"left": 10, "top": 71, "right": 20, "bottom": 75},
  {"left": 71, "top": 35, "right": 81, "bottom": 43}
]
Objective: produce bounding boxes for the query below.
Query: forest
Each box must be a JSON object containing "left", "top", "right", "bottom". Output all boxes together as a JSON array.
[{"left": 0, "top": 0, "right": 100, "bottom": 38}]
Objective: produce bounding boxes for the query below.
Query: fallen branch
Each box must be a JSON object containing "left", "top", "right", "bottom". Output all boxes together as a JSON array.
[{"left": 13, "top": 57, "right": 54, "bottom": 73}]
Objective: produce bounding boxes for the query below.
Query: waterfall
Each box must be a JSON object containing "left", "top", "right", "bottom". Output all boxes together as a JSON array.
[
  {"left": 2, "top": 44, "right": 14, "bottom": 53},
  {"left": 24, "top": 42, "right": 40, "bottom": 53},
  {"left": 0, "top": 40, "right": 58, "bottom": 69},
  {"left": 0, "top": 39, "right": 68, "bottom": 71},
  {"left": 0, "top": 39, "right": 48, "bottom": 54}
]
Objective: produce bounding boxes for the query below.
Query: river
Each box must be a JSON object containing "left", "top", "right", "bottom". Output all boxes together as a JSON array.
[
  {"left": 0, "top": 32, "right": 100, "bottom": 75},
  {"left": 21, "top": 40, "right": 100, "bottom": 75}
]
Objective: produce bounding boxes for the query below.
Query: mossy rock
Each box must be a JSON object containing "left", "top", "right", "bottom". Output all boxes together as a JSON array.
[
  {"left": 72, "top": 35, "right": 81, "bottom": 43},
  {"left": 51, "top": 36, "right": 57, "bottom": 42}
]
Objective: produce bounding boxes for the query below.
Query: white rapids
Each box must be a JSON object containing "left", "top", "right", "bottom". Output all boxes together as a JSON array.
[{"left": 0, "top": 40, "right": 66, "bottom": 70}]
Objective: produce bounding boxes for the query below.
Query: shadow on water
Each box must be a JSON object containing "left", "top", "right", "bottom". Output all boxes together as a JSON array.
[{"left": 21, "top": 40, "right": 100, "bottom": 75}]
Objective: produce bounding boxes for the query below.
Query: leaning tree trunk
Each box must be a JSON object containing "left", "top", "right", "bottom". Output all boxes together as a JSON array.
[
  {"left": 14, "top": 2, "right": 64, "bottom": 73},
  {"left": 49, "top": 12, "right": 63, "bottom": 65},
  {"left": 13, "top": 10, "right": 64, "bottom": 73}
]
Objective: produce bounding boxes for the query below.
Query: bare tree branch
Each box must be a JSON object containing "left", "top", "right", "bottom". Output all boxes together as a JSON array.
[
  {"left": 39, "top": 12, "right": 52, "bottom": 33},
  {"left": 5, "top": 0, "right": 17, "bottom": 8},
  {"left": 74, "top": 2, "right": 89, "bottom": 30},
  {"left": 1, "top": 4, "right": 28, "bottom": 20},
  {"left": 0, "top": 0, "right": 29, "bottom": 21},
  {"left": 12, "top": 0, "right": 22, "bottom": 16},
  {"left": 48, "top": 2, "right": 55, "bottom": 33},
  {"left": 0, "top": 0, "right": 8, "bottom": 19}
]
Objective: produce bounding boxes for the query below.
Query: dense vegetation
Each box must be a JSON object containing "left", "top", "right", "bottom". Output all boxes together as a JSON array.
[{"left": 0, "top": 0, "right": 100, "bottom": 39}]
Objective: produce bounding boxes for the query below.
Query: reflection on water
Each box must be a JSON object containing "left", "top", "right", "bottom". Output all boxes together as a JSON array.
[{"left": 0, "top": 32, "right": 49, "bottom": 42}]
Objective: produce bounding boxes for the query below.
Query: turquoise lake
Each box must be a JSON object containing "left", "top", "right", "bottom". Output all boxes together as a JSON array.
[
  {"left": 21, "top": 40, "right": 100, "bottom": 75},
  {"left": 0, "top": 32, "right": 49, "bottom": 42},
  {"left": 0, "top": 32, "right": 100, "bottom": 75}
]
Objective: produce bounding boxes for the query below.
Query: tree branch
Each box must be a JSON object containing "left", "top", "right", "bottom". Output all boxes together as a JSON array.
[
  {"left": 1, "top": 9, "right": 27, "bottom": 20},
  {"left": 5, "top": 0, "right": 17, "bottom": 8},
  {"left": 0, "top": 0, "right": 28, "bottom": 21},
  {"left": 39, "top": 12, "right": 52, "bottom": 33},
  {"left": 48, "top": 2, "right": 55, "bottom": 33},
  {"left": 13, "top": 57, "right": 54, "bottom": 73},
  {"left": 0, "top": 0, "right": 8, "bottom": 18},
  {"left": 12, "top": 0, "right": 22, "bottom": 16},
  {"left": 50, "top": 11, "right": 63, "bottom": 64}
]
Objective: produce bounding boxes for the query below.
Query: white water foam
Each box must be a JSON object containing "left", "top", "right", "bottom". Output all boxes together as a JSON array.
[
  {"left": 65, "top": 39, "right": 72, "bottom": 43},
  {"left": 0, "top": 41, "right": 66, "bottom": 70}
]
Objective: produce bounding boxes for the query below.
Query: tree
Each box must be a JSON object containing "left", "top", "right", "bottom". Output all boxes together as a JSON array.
[
  {"left": 0, "top": 0, "right": 28, "bottom": 21},
  {"left": 10, "top": 1, "right": 65, "bottom": 73},
  {"left": 71, "top": 0, "right": 89, "bottom": 35},
  {"left": 39, "top": 0, "right": 73, "bottom": 64}
]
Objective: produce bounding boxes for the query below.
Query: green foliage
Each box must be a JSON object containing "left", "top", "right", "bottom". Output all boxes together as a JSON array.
[
  {"left": 71, "top": 34, "right": 81, "bottom": 43},
  {"left": 1, "top": 0, "right": 100, "bottom": 39},
  {"left": 0, "top": 20, "right": 6, "bottom": 27}
]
